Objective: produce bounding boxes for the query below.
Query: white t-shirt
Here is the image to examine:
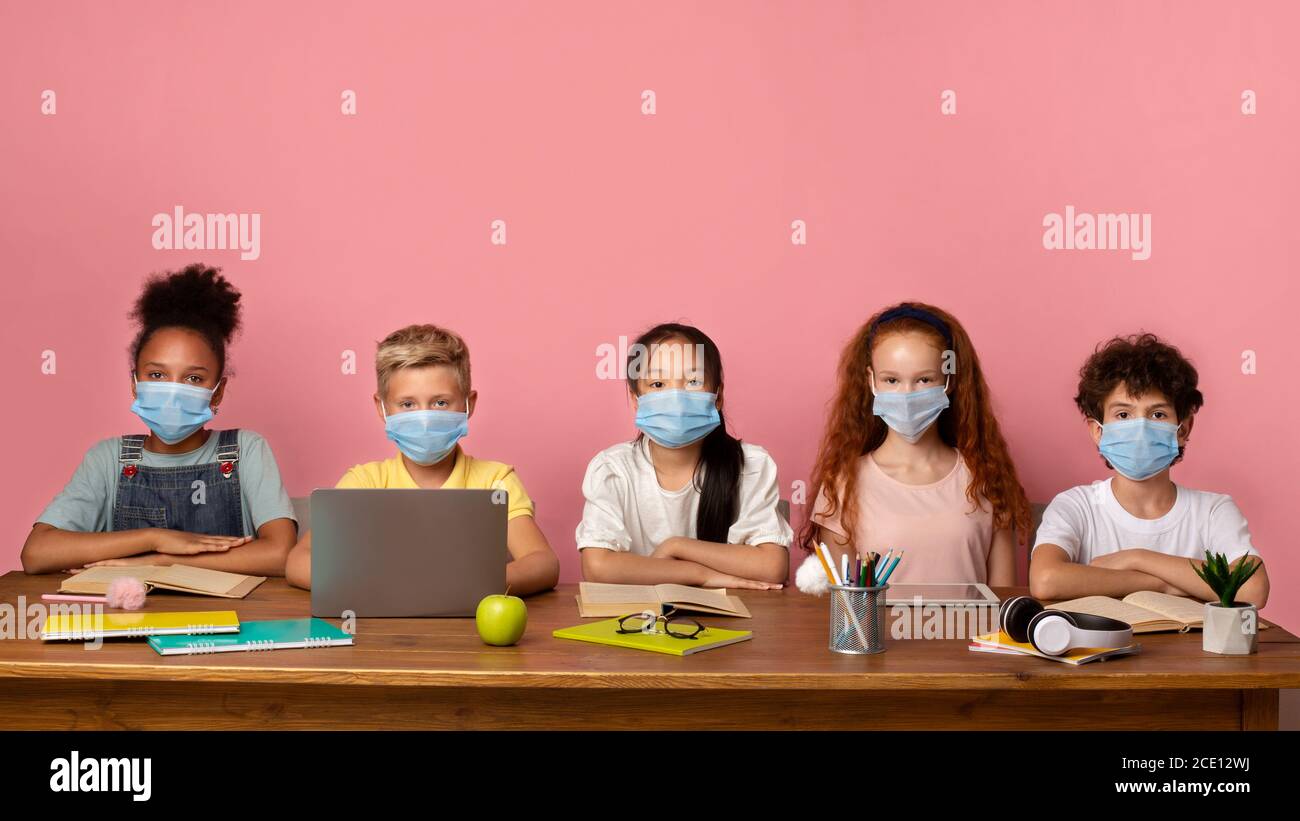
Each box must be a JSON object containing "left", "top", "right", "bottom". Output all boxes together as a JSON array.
[
  {"left": 575, "top": 438, "right": 794, "bottom": 555},
  {"left": 1032, "top": 478, "right": 1259, "bottom": 565}
]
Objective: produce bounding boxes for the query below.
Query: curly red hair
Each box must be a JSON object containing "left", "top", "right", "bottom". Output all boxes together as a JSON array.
[{"left": 798, "top": 302, "right": 1032, "bottom": 551}]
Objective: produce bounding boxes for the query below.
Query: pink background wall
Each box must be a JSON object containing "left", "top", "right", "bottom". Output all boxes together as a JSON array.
[{"left": 2, "top": 2, "right": 1296, "bottom": 629}]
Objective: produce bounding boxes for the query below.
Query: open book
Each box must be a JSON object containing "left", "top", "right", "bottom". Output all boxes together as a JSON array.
[
  {"left": 1048, "top": 591, "right": 1271, "bottom": 634},
  {"left": 59, "top": 565, "right": 266, "bottom": 599},
  {"left": 576, "top": 582, "right": 751, "bottom": 618}
]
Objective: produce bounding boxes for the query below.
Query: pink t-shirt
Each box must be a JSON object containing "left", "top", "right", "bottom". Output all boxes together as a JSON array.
[{"left": 811, "top": 452, "right": 993, "bottom": 583}]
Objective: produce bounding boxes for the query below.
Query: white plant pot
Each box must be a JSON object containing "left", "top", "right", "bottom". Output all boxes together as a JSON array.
[{"left": 1202, "top": 602, "right": 1258, "bottom": 655}]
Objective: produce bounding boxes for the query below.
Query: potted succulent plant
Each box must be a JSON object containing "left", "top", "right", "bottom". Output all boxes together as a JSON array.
[{"left": 1193, "top": 550, "right": 1262, "bottom": 655}]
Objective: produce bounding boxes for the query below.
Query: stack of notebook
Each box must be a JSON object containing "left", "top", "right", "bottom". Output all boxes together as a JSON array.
[
  {"left": 41, "top": 609, "right": 353, "bottom": 655},
  {"left": 968, "top": 631, "right": 1140, "bottom": 665},
  {"left": 44, "top": 566, "right": 354, "bottom": 654},
  {"left": 43, "top": 564, "right": 354, "bottom": 654}
]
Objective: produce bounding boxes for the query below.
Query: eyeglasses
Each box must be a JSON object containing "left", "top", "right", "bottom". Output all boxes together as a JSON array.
[{"left": 615, "top": 608, "right": 705, "bottom": 640}]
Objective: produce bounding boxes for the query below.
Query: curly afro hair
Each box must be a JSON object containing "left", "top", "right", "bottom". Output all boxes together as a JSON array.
[
  {"left": 1074, "top": 333, "right": 1203, "bottom": 422},
  {"left": 129, "top": 263, "right": 243, "bottom": 376}
]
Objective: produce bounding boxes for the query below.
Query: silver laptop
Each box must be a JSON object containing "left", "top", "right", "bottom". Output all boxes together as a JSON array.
[{"left": 310, "top": 488, "right": 507, "bottom": 618}]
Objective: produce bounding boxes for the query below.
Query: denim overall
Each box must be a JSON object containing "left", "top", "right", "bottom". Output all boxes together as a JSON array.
[{"left": 112, "top": 429, "right": 247, "bottom": 536}]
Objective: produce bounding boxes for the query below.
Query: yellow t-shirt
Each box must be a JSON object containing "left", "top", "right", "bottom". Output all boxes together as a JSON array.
[{"left": 334, "top": 448, "right": 535, "bottom": 521}]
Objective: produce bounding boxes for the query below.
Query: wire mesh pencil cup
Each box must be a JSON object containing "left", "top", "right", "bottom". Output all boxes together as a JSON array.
[{"left": 829, "top": 583, "right": 889, "bottom": 655}]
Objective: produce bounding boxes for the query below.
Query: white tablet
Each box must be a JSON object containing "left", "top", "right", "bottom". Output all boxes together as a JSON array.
[{"left": 883, "top": 583, "right": 1000, "bottom": 606}]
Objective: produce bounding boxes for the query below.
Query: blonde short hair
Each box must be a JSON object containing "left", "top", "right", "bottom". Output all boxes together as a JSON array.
[{"left": 375, "top": 324, "right": 471, "bottom": 397}]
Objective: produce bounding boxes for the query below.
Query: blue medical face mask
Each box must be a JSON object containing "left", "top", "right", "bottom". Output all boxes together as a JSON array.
[
  {"left": 870, "top": 372, "right": 950, "bottom": 443},
  {"left": 383, "top": 404, "right": 469, "bottom": 466},
  {"left": 1097, "top": 418, "right": 1181, "bottom": 481},
  {"left": 634, "top": 389, "right": 721, "bottom": 449},
  {"left": 130, "top": 377, "right": 217, "bottom": 444}
]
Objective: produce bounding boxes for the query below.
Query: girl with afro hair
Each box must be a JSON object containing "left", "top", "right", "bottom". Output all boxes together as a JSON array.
[{"left": 22, "top": 264, "right": 297, "bottom": 576}]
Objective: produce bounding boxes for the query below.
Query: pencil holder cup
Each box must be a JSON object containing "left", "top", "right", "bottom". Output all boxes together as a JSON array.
[{"left": 828, "top": 584, "right": 889, "bottom": 655}]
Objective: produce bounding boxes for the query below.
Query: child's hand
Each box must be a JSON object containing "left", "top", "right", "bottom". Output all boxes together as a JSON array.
[
  {"left": 699, "top": 570, "right": 783, "bottom": 591},
  {"left": 151, "top": 529, "right": 251, "bottom": 555},
  {"left": 650, "top": 538, "right": 681, "bottom": 559}
]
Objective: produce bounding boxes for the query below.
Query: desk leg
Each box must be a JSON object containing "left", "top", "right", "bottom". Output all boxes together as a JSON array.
[{"left": 1241, "top": 689, "right": 1278, "bottom": 730}]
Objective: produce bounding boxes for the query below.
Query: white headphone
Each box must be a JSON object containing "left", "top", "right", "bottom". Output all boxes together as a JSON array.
[{"left": 999, "top": 595, "right": 1133, "bottom": 656}]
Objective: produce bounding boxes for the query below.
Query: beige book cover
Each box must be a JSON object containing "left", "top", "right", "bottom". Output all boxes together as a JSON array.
[
  {"left": 1049, "top": 591, "right": 1270, "bottom": 634},
  {"left": 576, "top": 581, "right": 752, "bottom": 618},
  {"left": 59, "top": 565, "right": 265, "bottom": 599}
]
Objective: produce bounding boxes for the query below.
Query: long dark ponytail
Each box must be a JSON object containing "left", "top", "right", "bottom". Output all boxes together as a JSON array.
[{"left": 627, "top": 323, "right": 744, "bottom": 543}]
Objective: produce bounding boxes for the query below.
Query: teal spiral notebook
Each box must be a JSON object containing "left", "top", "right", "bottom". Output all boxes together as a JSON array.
[{"left": 147, "top": 618, "right": 354, "bottom": 655}]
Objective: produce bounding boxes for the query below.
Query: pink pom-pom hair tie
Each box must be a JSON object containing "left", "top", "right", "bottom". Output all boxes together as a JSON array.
[
  {"left": 106, "top": 576, "right": 149, "bottom": 610},
  {"left": 42, "top": 575, "right": 149, "bottom": 611}
]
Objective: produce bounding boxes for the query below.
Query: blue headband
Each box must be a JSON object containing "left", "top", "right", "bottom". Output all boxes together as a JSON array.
[{"left": 868, "top": 305, "right": 953, "bottom": 348}]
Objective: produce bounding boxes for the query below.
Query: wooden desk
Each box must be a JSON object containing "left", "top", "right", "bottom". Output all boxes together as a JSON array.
[{"left": 2, "top": 572, "right": 1298, "bottom": 730}]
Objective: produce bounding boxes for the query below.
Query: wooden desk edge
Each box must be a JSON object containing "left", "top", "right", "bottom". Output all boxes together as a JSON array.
[{"left": 4, "top": 662, "right": 1300, "bottom": 691}]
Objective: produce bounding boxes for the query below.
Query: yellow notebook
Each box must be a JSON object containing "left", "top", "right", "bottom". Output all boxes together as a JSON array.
[
  {"left": 41, "top": 610, "right": 241, "bottom": 641},
  {"left": 553, "top": 617, "right": 752, "bottom": 656},
  {"left": 968, "top": 631, "right": 1140, "bottom": 665}
]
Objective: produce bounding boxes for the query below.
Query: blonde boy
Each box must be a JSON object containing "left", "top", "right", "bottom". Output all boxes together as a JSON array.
[{"left": 286, "top": 325, "right": 559, "bottom": 594}]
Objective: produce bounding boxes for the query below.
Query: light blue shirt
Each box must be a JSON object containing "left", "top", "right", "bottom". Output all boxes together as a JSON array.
[{"left": 37, "top": 430, "right": 296, "bottom": 536}]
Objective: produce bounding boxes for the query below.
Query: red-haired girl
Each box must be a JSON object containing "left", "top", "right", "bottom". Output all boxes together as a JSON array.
[{"left": 797, "top": 302, "right": 1031, "bottom": 590}]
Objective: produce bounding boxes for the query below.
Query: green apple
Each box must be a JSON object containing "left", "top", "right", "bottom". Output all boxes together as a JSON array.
[{"left": 475, "top": 593, "right": 527, "bottom": 646}]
